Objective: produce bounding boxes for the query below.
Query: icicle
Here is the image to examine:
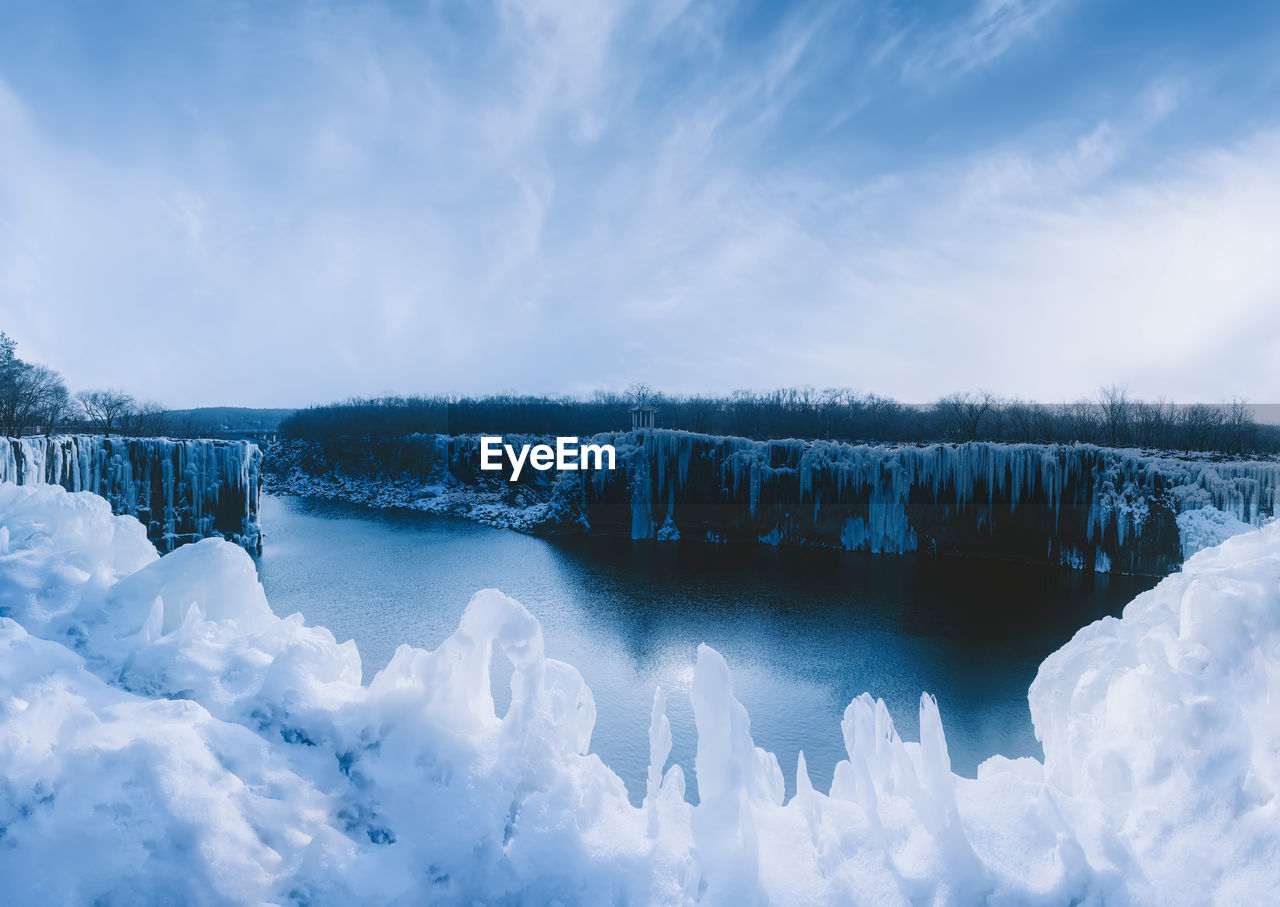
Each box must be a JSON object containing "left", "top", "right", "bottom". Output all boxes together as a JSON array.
[
  {"left": 594, "top": 433, "right": 1278, "bottom": 574},
  {"left": 0, "top": 434, "right": 260, "bottom": 552}
]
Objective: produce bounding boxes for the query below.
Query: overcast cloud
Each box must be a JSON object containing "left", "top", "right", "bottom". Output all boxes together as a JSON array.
[{"left": 1, "top": 0, "right": 1278, "bottom": 407}]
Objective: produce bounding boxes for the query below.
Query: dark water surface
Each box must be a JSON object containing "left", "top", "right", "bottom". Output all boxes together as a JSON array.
[{"left": 253, "top": 494, "right": 1159, "bottom": 803}]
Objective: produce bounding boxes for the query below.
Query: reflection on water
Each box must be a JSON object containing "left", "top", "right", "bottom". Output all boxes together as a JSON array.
[{"left": 253, "top": 494, "right": 1158, "bottom": 803}]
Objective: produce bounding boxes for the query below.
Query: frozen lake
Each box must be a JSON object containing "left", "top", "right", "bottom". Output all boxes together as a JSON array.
[{"left": 253, "top": 494, "right": 1157, "bottom": 803}]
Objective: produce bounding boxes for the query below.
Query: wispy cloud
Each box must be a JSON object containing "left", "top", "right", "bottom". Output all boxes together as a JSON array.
[
  {"left": 901, "top": 0, "right": 1070, "bottom": 82},
  {"left": 0, "top": 0, "right": 1276, "bottom": 406}
]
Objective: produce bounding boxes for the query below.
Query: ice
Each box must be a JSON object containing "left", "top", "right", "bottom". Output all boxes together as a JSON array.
[
  {"left": 599, "top": 431, "right": 1279, "bottom": 571},
  {"left": 0, "top": 619, "right": 363, "bottom": 904},
  {"left": 2, "top": 481, "right": 1280, "bottom": 903},
  {"left": 1175, "top": 505, "right": 1261, "bottom": 559},
  {"left": 1030, "top": 522, "right": 1280, "bottom": 904},
  {"left": 645, "top": 686, "right": 685, "bottom": 835},
  {"left": 272, "top": 431, "right": 1279, "bottom": 572},
  {"left": 1, "top": 434, "right": 261, "bottom": 551}
]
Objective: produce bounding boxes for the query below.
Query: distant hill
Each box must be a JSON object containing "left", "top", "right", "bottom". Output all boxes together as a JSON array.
[{"left": 163, "top": 407, "right": 296, "bottom": 434}]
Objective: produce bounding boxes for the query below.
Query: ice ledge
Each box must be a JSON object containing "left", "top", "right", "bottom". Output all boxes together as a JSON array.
[{"left": 1, "top": 434, "right": 262, "bottom": 552}]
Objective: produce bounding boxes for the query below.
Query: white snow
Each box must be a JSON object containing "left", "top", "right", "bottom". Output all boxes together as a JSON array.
[
  {"left": 267, "top": 468, "right": 553, "bottom": 533},
  {"left": 1175, "top": 505, "right": 1261, "bottom": 560},
  {"left": 2, "top": 481, "right": 1279, "bottom": 904}
]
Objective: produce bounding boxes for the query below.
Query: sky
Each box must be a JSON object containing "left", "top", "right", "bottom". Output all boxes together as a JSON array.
[{"left": 1, "top": 0, "right": 1278, "bottom": 409}]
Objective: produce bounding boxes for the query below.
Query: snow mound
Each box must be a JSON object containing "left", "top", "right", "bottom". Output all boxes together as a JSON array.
[
  {"left": 1175, "top": 505, "right": 1259, "bottom": 559},
  {"left": 2, "top": 482, "right": 1279, "bottom": 904},
  {"left": 1031, "top": 519, "right": 1280, "bottom": 905}
]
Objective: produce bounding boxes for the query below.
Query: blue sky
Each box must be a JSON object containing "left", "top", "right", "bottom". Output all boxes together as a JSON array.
[{"left": 1, "top": 0, "right": 1278, "bottom": 407}]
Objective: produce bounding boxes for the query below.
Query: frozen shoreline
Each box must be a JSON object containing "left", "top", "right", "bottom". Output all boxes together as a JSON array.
[{"left": 263, "top": 466, "right": 553, "bottom": 533}]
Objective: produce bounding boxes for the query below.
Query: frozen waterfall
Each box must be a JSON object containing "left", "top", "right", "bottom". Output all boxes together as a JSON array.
[{"left": 1, "top": 435, "right": 262, "bottom": 552}]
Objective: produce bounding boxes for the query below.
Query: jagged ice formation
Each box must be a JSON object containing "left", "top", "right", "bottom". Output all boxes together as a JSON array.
[{"left": 1, "top": 482, "right": 1279, "bottom": 903}]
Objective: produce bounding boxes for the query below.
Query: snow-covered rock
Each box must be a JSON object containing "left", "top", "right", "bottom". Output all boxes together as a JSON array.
[
  {"left": 1, "top": 481, "right": 1278, "bottom": 903},
  {"left": 263, "top": 435, "right": 556, "bottom": 533}
]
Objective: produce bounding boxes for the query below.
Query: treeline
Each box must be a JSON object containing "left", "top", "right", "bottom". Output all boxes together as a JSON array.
[
  {"left": 0, "top": 333, "right": 67, "bottom": 437},
  {"left": 2, "top": 331, "right": 172, "bottom": 438},
  {"left": 2, "top": 331, "right": 293, "bottom": 440},
  {"left": 280, "top": 386, "right": 1280, "bottom": 456},
  {"left": 5, "top": 323, "right": 1273, "bottom": 455}
]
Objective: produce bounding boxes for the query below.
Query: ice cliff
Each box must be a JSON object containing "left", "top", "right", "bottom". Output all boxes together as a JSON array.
[
  {"left": 1, "top": 435, "right": 261, "bottom": 552},
  {"left": 568, "top": 432, "right": 1279, "bottom": 575},
  {"left": 1, "top": 481, "right": 1278, "bottom": 904},
  {"left": 267, "top": 432, "right": 1277, "bottom": 574}
]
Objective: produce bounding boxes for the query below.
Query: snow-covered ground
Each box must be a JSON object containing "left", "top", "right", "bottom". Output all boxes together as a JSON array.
[
  {"left": 1, "top": 481, "right": 1278, "bottom": 904},
  {"left": 265, "top": 468, "right": 552, "bottom": 533}
]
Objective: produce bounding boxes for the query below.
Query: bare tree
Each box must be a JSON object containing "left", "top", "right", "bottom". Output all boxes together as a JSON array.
[
  {"left": 76, "top": 389, "right": 137, "bottom": 436},
  {"left": 1098, "top": 384, "right": 1133, "bottom": 447},
  {"left": 124, "top": 400, "right": 170, "bottom": 437},
  {"left": 0, "top": 333, "right": 70, "bottom": 437},
  {"left": 683, "top": 395, "right": 718, "bottom": 434},
  {"left": 1133, "top": 398, "right": 1175, "bottom": 450},
  {"left": 1058, "top": 400, "right": 1101, "bottom": 444},
  {"left": 1003, "top": 399, "right": 1044, "bottom": 442},
  {"left": 625, "top": 383, "right": 653, "bottom": 407},
  {"left": 1223, "top": 398, "right": 1256, "bottom": 455},
  {"left": 936, "top": 391, "right": 998, "bottom": 441},
  {"left": 2, "top": 363, "right": 67, "bottom": 436},
  {"left": 273, "top": 387, "right": 1280, "bottom": 455},
  {"left": 1178, "top": 403, "right": 1225, "bottom": 454},
  {"left": 37, "top": 382, "right": 70, "bottom": 436}
]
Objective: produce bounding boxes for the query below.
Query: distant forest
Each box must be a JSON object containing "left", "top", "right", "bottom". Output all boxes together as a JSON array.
[
  {"left": 280, "top": 387, "right": 1280, "bottom": 456},
  {"left": 4, "top": 325, "right": 1274, "bottom": 455}
]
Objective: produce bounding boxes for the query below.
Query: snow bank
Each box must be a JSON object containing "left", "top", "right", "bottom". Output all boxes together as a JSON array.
[
  {"left": 1030, "top": 520, "right": 1280, "bottom": 904},
  {"left": 1175, "top": 506, "right": 1260, "bottom": 559},
  {"left": 2, "top": 482, "right": 1279, "bottom": 904},
  {"left": 266, "top": 467, "right": 553, "bottom": 532}
]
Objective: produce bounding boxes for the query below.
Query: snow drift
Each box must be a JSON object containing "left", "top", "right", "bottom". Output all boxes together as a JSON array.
[{"left": 1, "top": 482, "right": 1277, "bottom": 904}]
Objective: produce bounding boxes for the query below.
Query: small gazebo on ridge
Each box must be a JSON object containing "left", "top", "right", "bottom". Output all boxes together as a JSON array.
[{"left": 629, "top": 399, "right": 658, "bottom": 430}]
